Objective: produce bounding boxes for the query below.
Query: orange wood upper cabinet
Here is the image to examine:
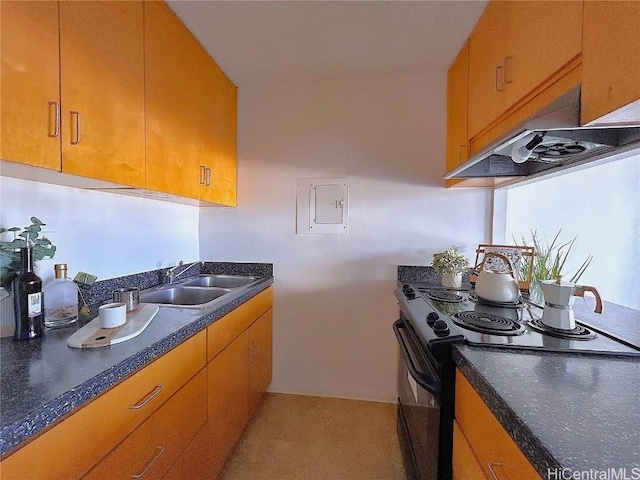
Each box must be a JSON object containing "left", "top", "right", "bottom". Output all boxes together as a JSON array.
[
  {"left": 467, "top": 1, "right": 582, "bottom": 140},
  {"left": 0, "top": 1, "right": 61, "bottom": 170},
  {"left": 249, "top": 308, "right": 273, "bottom": 415},
  {"left": 581, "top": 1, "right": 640, "bottom": 126},
  {"left": 504, "top": 1, "right": 582, "bottom": 108},
  {"left": 58, "top": 1, "right": 146, "bottom": 188},
  {"left": 455, "top": 370, "right": 541, "bottom": 480},
  {"left": 145, "top": 1, "right": 237, "bottom": 206},
  {"left": 467, "top": 1, "right": 509, "bottom": 140},
  {"left": 446, "top": 41, "right": 469, "bottom": 180}
]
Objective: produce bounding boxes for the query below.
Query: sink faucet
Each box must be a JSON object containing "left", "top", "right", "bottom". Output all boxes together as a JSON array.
[{"left": 166, "top": 261, "right": 200, "bottom": 284}]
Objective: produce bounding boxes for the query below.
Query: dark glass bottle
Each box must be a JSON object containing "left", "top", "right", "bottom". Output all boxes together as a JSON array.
[{"left": 13, "top": 245, "right": 44, "bottom": 340}]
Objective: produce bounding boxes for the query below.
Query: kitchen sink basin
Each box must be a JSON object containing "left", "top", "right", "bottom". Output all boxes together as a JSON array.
[
  {"left": 139, "top": 287, "right": 230, "bottom": 306},
  {"left": 182, "top": 274, "right": 257, "bottom": 289}
]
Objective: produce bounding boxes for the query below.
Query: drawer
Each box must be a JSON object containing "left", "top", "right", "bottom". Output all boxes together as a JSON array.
[
  {"left": 0, "top": 331, "right": 206, "bottom": 480},
  {"left": 207, "top": 286, "right": 273, "bottom": 361},
  {"left": 83, "top": 368, "right": 207, "bottom": 480},
  {"left": 455, "top": 370, "right": 541, "bottom": 480}
]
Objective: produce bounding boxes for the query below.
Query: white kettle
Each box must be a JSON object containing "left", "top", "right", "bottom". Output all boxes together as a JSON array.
[
  {"left": 540, "top": 276, "right": 603, "bottom": 330},
  {"left": 474, "top": 252, "right": 520, "bottom": 304}
]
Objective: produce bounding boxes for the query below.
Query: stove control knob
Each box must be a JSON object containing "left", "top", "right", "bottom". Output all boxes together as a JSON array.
[
  {"left": 426, "top": 312, "right": 439, "bottom": 325},
  {"left": 433, "top": 320, "right": 450, "bottom": 336}
]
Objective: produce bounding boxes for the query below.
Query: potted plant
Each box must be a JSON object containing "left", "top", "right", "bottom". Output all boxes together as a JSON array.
[
  {"left": 516, "top": 229, "right": 592, "bottom": 303},
  {"left": 432, "top": 246, "right": 470, "bottom": 288}
]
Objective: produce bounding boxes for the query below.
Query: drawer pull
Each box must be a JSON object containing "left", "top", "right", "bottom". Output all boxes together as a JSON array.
[
  {"left": 205, "top": 167, "right": 212, "bottom": 186},
  {"left": 130, "top": 445, "right": 165, "bottom": 478},
  {"left": 199, "top": 165, "right": 206, "bottom": 184},
  {"left": 488, "top": 462, "right": 504, "bottom": 480},
  {"left": 129, "top": 385, "right": 164, "bottom": 410}
]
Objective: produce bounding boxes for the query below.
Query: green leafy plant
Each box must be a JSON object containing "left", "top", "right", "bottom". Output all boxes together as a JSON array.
[
  {"left": 0, "top": 217, "right": 56, "bottom": 288},
  {"left": 432, "top": 246, "right": 470, "bottom": 275},
  {"left": 516, "top": 229, "right": 592, "bottom": 286}
]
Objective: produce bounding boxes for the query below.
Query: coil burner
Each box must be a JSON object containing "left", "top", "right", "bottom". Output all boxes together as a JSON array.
[
  {"left": 527, "top": 318, "right": 597, "bottom": 340},
  {"left": 452, "top": 312, "right": 525, "bottom": 336},
  {"left": 425, "top": 290, "right": 464, "bottom": 303}
]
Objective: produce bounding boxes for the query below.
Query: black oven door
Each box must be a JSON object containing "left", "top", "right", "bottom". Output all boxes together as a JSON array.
[{"left": 394, "top": 318, "right": 443, "bottom": 480}]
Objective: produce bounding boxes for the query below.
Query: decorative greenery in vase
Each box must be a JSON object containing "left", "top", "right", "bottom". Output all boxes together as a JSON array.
[
  {"left": 0, "top": 217, "right": 57, "bottom": 289},
  {"left": 432, "top": 246, "right": 470, "bottom": 275},
  {"left": 516, "top": 229, "right": 592, "bottom": 302}
]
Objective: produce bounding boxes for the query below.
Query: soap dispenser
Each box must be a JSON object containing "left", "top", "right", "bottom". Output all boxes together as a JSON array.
[{"left": 44, "top": 264, "right": 79, "bottom": 328}]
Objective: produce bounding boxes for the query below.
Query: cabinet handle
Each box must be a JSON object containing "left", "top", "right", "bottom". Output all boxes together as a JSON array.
[
  {"left": 199, "top": 165, "right": 206, "bottom": 184},
  {"left": 48, "top": 102, "right": 60, "bottom": 138},
  {"left": 130, "top": 445, "right": 165, "bottom": 478},
  {"left": 458, "top": 144, "right": 466, "bottom": 163},
  {"left": 487, "top": 462, "right": 504, "bottom": 480},
  {"left": 129, "top": 385, "right": 164, "bottom": 410},
  {"left": 503, "top": 56, "right": 512, "bottom": 84},
  {"left": 205, "top": 167, "right": 212, "bottom": 186},
  {"left": 495, "top": 65, "right": 504, "bottom": 92},
  {"left": 70, "top": 111, "right": 81, "bottom": 145}
]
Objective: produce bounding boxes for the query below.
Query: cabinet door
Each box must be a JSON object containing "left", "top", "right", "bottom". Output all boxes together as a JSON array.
[
  {"left": 59, "top": 1, "right": 145, "bottom": 188},
  {"left": 0, "top": 1, "right": 61, "bottom": 170},
  {"left": 446, "top": 41, "right": 469, "bottom": 177},
  {"left": 505, "top": 1, "right": 582, "bottom": 108},
  {"left": 249, "top": 308, "right": 273, "bottom": 415},
  {"left": 581, "top": 1, "right": 640, "bottom": 125},
  {"left": 208, "top": 329, "right": 250, "bottom": 465},
  {"left": 453, "top": 420, "right": 487, "bottom": 480},
  {"left": 83, "top": 369, "right": 207, "bottom": 480},
  {"left": 145, "top": 1, "right": 204, "bottom": 200},
  {"left": 199, "top": 59, "right": 238, "bottom": 207},
  {"left": 467, "top": 1, "right": 508, "bottom": 139},
  {"left": 455, "top": 370, "right": 541, "bottom": 480}
]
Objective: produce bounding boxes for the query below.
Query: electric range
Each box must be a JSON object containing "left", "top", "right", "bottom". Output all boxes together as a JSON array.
[{"left": 396, "top": 284, "right": 640, "bottom": 357}]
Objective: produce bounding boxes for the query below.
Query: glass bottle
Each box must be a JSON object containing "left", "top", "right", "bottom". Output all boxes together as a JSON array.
[
  {"left": 12, "top": 245, "right": 44, "bottom": 340},
  {"left": 44, "top": 263, "right": 79, "bottom": 329}
]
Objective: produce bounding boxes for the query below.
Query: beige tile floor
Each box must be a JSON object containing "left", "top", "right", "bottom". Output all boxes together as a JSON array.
[{"left": 219, "top": 393, "right": 407, "bottom": 480}]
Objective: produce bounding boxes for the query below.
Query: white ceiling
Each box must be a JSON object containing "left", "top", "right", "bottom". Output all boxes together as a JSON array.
[{"left": 166, "top": 0, "right": 488, "bottom": 87}]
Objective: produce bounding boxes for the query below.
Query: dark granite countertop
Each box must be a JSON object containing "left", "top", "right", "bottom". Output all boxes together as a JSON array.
[
  {"left": 398, "top": 265, "right": 640, "bottom": 478},
  {"left": 0, "top": 262, "right": 274, "bottom": 457}
]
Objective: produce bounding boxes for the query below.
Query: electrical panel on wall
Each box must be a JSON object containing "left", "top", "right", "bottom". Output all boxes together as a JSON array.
[{"left": 296, "top": 178, "right": 349, "bottom": 235}]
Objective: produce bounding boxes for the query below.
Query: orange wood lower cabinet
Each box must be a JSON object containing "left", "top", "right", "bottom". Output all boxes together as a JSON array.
[
  {"left": 165, "top": 292, "right": 274, "bottom": 479},
  {"left": 83, "top": 369, "right": 207, "bottom": 480},
  {"left": 453, "top": 420, "right": 486, "bottom": 480},
  {"left": 0, "top": 331, "right": 206, "bottom": 480},
  {"left": 455, "top": 370, "right": 541, "bottom": 480},
  {"left": 249, "top": 309, "right": 273, "bottom": 415}
]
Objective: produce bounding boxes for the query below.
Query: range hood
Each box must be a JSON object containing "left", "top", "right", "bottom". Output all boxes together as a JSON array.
[{"left": 444, "top": 87, "right": 640, "bottom": 181}]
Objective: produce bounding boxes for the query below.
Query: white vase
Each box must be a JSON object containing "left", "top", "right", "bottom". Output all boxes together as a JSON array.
[{"left": 441, "top": 272, "right": 462, "bottom": 289}]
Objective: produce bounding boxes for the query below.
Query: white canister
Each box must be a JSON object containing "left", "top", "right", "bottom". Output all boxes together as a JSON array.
[{"left": 99, "top": 302, "right": 127, "bottom": 329}]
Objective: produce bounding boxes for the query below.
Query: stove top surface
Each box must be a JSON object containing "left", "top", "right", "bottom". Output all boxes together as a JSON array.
[{"left": 396, "top": 285, "right": 640, "bottom": 357}]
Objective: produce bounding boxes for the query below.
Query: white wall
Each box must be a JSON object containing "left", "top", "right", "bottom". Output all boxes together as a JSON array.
[
  {"left": 502, "top": 153, "right": 640, "bottom": 310},
  {"left": 200, "top": 74, "right": 491, "bottom": 402},
  {"left": 0, "top": 177, "right": 200, "bottom": 284}
]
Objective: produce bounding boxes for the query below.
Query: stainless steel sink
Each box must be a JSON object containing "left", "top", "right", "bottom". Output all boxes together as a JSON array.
[
  {"left": 182, "top": 274, "right": 257, "bottom": 289},
  {"left": 139, "top": 287, "right": 230, "bottom": 306}
]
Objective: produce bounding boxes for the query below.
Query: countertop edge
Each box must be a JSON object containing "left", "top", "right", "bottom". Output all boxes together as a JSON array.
[
  {"left": 0, "top": 277, "right": 273, "bottom": 457},
  {"left": 453, "top": 345, "right": 560, "bottom": 478}
]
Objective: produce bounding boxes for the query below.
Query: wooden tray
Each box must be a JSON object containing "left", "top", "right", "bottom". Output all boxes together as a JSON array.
[{"left": 67, "top": 304, "right": 160, "bottom": 349}]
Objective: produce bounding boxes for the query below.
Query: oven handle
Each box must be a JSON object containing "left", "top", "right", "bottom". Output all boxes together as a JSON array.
[{"left": 393, "top": 319, "right": 439, "bottom": 395}]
